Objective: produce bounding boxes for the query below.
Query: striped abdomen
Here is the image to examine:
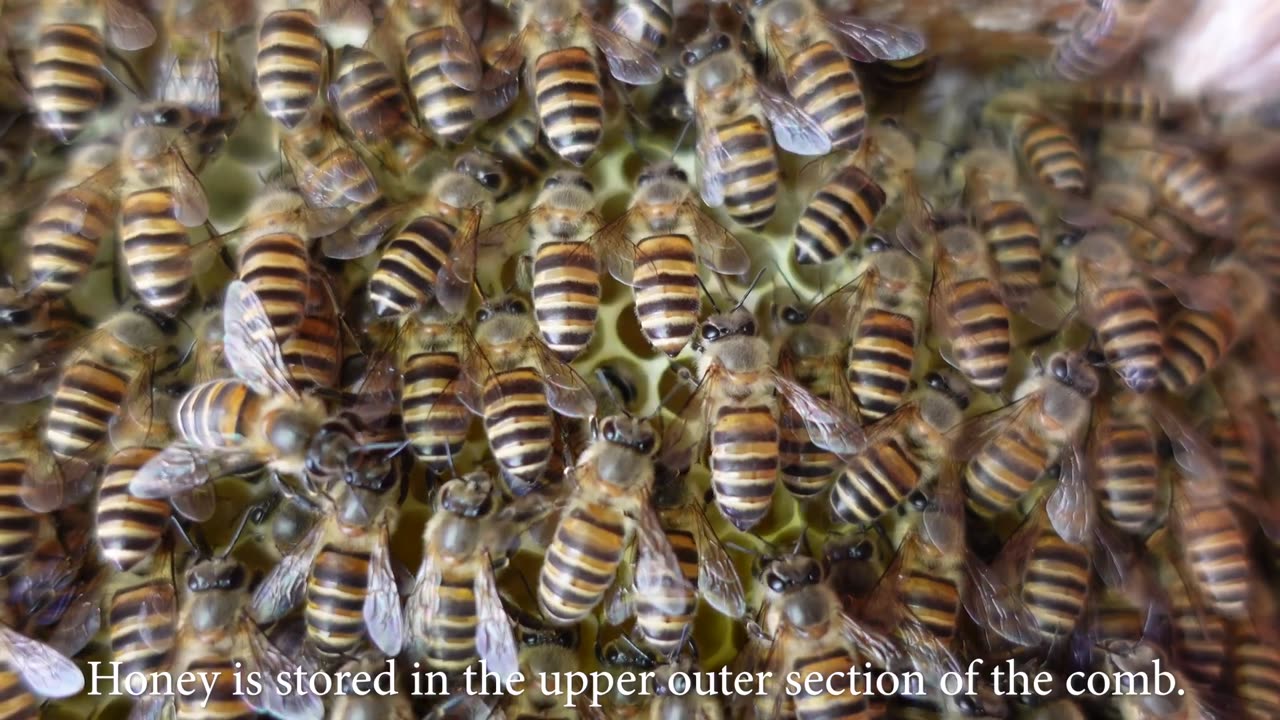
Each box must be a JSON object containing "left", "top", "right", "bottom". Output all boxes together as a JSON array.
[
  {"left": 1209, "top": 415, "right": 1262, "bottom": 513},
  {"left": 176, "top": 656, "right": 253, "bottom": 720},
  {"left": 898, "top": 566, "right": 961, "bottom": 642},
  {"left": 785, "top": 643, "right": 870, "bottom": 720},
  {"left": 306, "top": 545, "right": 371, "bottom": 656},
  {"left": 238, "top": 232, "right": 309, "bottom": 341},
  {"left": 256, "top": 9, "right": 323, "bottom": 130},
  {"left": 1015, "top": 113, "right": 1087, "bottom": 194},
  {"left": 369, "top": 215, "right": 453, "bottom": 318},
  {"left": 97, "top": 447, "right": 170, "bottom": 572},
  {"left": 945, "top": 278, "right": 1011, "bottom": 393},
  {"left": 1023, "top": 531, "right": 1090, "bottom": 639},
  {"left": 332, "top": 45, "right": 415, "bottom": 145},
  {"left": 710, "top": 402, "right": 778, "bottom": 531},
  {"left": 402, "top": 351, "right": 470, "bottom": 471},
  {"left": 635, "top": 525, "right": 698, "bottom": 656},
  {"left": 538, "top": 501, "right": 626, "bottom": 625},
  {"left": 109, "top": 578, "right": 175, "bottom": 679},
  {"left": 831, "top": 433, "right": 921, "bottom": 527},
  {"left": 846, "top": 308, "right": 915, "bottom": 422},
  {"left": 975, "top": 200, "right": 1041, "bottom": 309},
  {"left": 0, "top": 460, "right": 34, "bottom": 577},
  {"left": 280, "top": 291, "right": 341, "bottom": 392},
  {"left": 482, "top": 369, "right": 553, "bottom": 492},
  {"left": 1170, "top": 582, "right": 1226, "bottom": 688},
  {"left": 631, "top": 234, "right": 699, "bottom": 357},
  {"left": 712, "top": 116, "right": 778, "bottom": 229},
  {"left": 1184, "top": 505, "right": 1251, "bottom": 619},
  {"left": 1144, "top": 151, "right": 1233, "bottom": 237},
  {"left": 0, "top": 668, "right": 36, "bottom": 720},
  {"left": 533, "top": 48, "right": 603, "bottom": 166},
  {"left": 120, "top": 189, "right": 193, "bottom": 316},
  {"left": 1093, "top": 285, "right": 1160, "bottom": 393},
  {"left": 794, "top": 166, "right": 885, "bottom": 265},
  {"left": 1234, "top": 633, "right": 1280, "bottom": 719},
  {"left": 785, "top": 41, "right": 865, "bottom": 151},
  {"left": 858, "top": 53, "right": 937, "bottom": 93},
  {"left": 1067, "top": 83, "right": 1166, "bottom": 124},
  {"left": 420, "top": 566, "right": 480, "bottom": 670},
  {"left": 964, "top": 426, "right": 1050, "bottom": 518},
  {"left": 533, "top": 241, "right": 600, "bottom": 362},
  {"left": 491, "top": 116, "right": 551, "bottom": 181},
  {"left": 1050, "top": 2, "right": 1144, "bottom": 82},
  {"left": 779, "top": 359, "right": 839, "bottom": 498},
  {"left": 26, "top": 185, "right": 113, "bottom": 298},
  {"left": 406, "top": 28, "right": 477, "bottom": 144},
  {"left": 612, "top": 0, "right": 673, "bottom": 53},
  {"left": 1160, "top": 308, "right": 1233, "bottom": 392},
  {"left": 31, "top": 23, "right": 105, "bottom": 143},
  {"left": 1093, "top": 418, "right": 1157, "bottom": 535},
  {"left": 174, "top": 380, "right": 266, "bottom": 450},
  {"left": 1242, "top": 210, "right": 1280, "bottom": 295},
  {"left": 45, "top": 358, "right": 129, "bottom": 460}
]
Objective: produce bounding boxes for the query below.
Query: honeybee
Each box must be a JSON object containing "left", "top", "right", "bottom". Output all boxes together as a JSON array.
[
  {"left": 984, "top": 92, "right": 1088, "bottom": 196},
  {"left": 480, "top": 0, "right": 663, "bottom": 166},
  {"left": 1102, "top": 125, "right": 1233, "bottom": 239},
  {"left": 483, "top": 111, "right": 554, "bottom": 186},
  {"left": 1230, "top": 619, "right": 1280, "bottom": 720},
  {"left": 128, "top": 281, "right": 331, "bottom": 503},
  {"left": 793, "top": 161, "right": 886, "bottom": 266},
  {"left": 386, "top": 0, "right": 486, "bottom": 144},
  {"left": 681, "top": 29, "right": 834, "bottom": 230},
  {"left": 0, "top": 295, "right": 90, "bottom": 405},
  {"left": 255, "top": 2, "right": 327, "bottom": 131},
  {"left": 610, "top": 0, "right": 675, "bottom": 55},
  {"left": 327, "top": 656, "right": 415, "bottom": 720},
  {"left": 250, "top": 463, "right": 403, "bottom": 662},
  {"left": 1239, "top": 188, "right": 1280, "bottom": 297},
  {"left": 961, "top": 351, "right": 1098, "bottom": 521},
  {"left": 746, "top": 550, "right": 900, "bottom": 720},
  {"left": 1050, "top": 0, "right": 1161, "bottom": 82},
  {"left": 829, "top": 371, "right": 968, "bottom": 530},
  {"left": 1201, "top": 361, "right": 1276, "bottom": 522},
  {"left": 678, "top": 301, "right": 864, "bottom": 530},
  {"left": 106, "top": 550, "right": 177, "bottom": 719},
  {"left": 1162, "top": 461, "right": 1255, "bottom": 621},
  {"left": 606, "top": 458, "right": 746, "bottom": 659},
  {"left": 592, "top": 161, "right": 750, "bottom": 358},
  {"left": 1097, "top": 639, "right": 1221, "bottom": 720},
  {"left": 0, "top": 607, "right": 85, "bottom": 716},
  {"left": 748, "top": 0, "right": 926, "bottom": 152},
  {"left": 1089, "top": 393, "right": 1161, "bottom": 537},
  {"left": 329, "top": 43, "right": 434, "bottom": 175},
  {"left": 1159, "top": 258, "right": 1269, "bottom": 393},
  {"left": 0, "top": 425, "right": 56, "bottom": 575},
  {"left": 460, "top": 293, "right": 595, "bottom": 495},
  {"left": 404, "top": 471, "right": 549, "bottom": 673},
  {"left": 279, "top": 269, "right": 345, "bottom": 394},
  {"left": 30, "top": 0, "right": 157, "bottom": 142},
  {"left": 497, "top": 614, "right": 602, "bottom": 720},
  {"left": 537, "top": 414, "right": 686, "bottom": 626}
]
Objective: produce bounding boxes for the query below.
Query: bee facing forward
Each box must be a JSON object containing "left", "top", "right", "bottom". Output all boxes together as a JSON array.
[
  {"left": 680, "top": 299, "right": 864, "bottom": 530},
  {"left": 482, "top": 0, "right": 664, "bottom": 166}
]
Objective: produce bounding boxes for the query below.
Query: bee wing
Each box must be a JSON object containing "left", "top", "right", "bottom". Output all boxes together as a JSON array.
[
  {"left": 285, "top": 137, "right": 377, "bottom": 210},
  {"left": 47, "top": 578, "right": 103, "bottom": 658},
  {"left": 474, "top": 553, "right": 520, "bottom": 679},
  {"left": 692, "top": 506, "right": 746, "bottom": 618},
  {"left": 132, "top": 580, "right": 177, "bottom": 652},
  {"left": 0, "top": 625, "right": 84, "bottom": 698},
  {"left": 683, "top": 199, "right": 751, "bottom": 275},
  {"left": 755, "top": 82, "right": 833, "bottom": 156},
  {"left": 1047, "top": 444, "right": 1094, "bottom": 545},
  {"left": 1146, "top": 398, "right": 1224, "bottom": 481},
  {"left": 823, "top": 14, "right": 926, "bottom": 62},
  {"left": 604, "top": 582, "right": 634, "bottom": 624},
  {"left": 224, "top": 280, "right": 299, "bottom": 397},
  {"left": 962, "top": 551, "right": 1042, "bottom": 647},
  {"left": 158, "top": 45, "right": 220, "bottom": 117},
  {"left": 436, "top": 207, "right": 483, "bottom": 315},
  {"left": 588, "top": 19, "right": 663, "bottom": 85},
  {"left": 695, "top": 129, "right": 729, "bottom": 208},
  {"left": 897, "top": 620, "right": 962, "bottom": 678},
  {"left": 128, "top": 443, "right": 229, "bottom": 499},
  {"left": 475, "top": 31, "right": 527, "bottom": 120},
  {"left": 364, "top": 525, "right": 404, "bottom": 656},
  {"left": 837, "top": 612, "right": 901, "bottom": 669},
  {"left": 242, "top": 619, "right": 325, "bottom": 720},
  {"left": 534, "top": 345, "right": 597, "bottom": 418},
  {"left": 773, "top": 371, "right": 865, "bottom": 459},
  {"left": 404, "top": 551, "right": 443, "bottom": 648},
  {"left": 103, "top": 0, "right": 157, "bottom": 50},
  {"left": 161, "top": 151, "right": 210, "bottom": 228},
  {"left": 634, "top": 506, "right": 691, "bottom": 595},
  {"left": 920, "top": 464, "right": 965, "bottom": 552},
  {"left": 438, "top": 2, "right": 483, "bottom": 91},
  {"left": 951, "top": 393, "right": 1042, "bottom": 461},
  {"left": 249, "top": 522, "right": 325, "bottom": 624}
]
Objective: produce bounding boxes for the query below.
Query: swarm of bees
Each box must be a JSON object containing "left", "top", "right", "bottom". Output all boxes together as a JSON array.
[{"left": 0, "top": 0, "right": 1278, "bottom": 718}]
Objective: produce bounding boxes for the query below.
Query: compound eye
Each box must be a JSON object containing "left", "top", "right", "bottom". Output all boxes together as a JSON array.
[
  {"left": 782, "top": 306, "right": 805, "bottom": 324},
  {"left": 636, "top": 437, "right": 654, "bottom": 454},
  {"left": 602, "top": 420, "right": 620, "bottom": 443},
  {"left": 507, "top": 298, "right": 528, "bottom": 313},
  {"left": 767, "top": 573, "right": 786, "bottom": 593},
  {"left": 853, "top": 540, "right": 872, "bottom": 560},
  {"left": 638, "top": 171, "right": 653, "bottom": 185},
  {"left": 482, "top": 172, "right": 502, "bottom": 189},
  {"left": 475, "top": 308, "right": 492, "bottom": 323},
  {"left": 866, "top": 234, "right": 889, "bottom": 253},
  {"left": 1056, "top": 231, "right": 1082, "bottom": 247},
  {"left": 700, "top": 324, "right": 721, "bottom": 341},
  {"left": 806, "top": 565, "right": 821, "bottom": 583},
  {"left": 740, "top": 319, "right": 756, "bottom": 336},
  {"left": 544, "top": 176, "right": 562, "bottom": 189},
  {"left": 925, "top": 372, "right": 946, "bottom": 390},
  {"left": 714, "top": 33, "right": 732, "bottom": 51},
  {"left": 681, "top": 50, "right": 698, "bottom": 67},
  {"left": 674, "top": 168, "right": 688, "bottom": 183},
  {"left": 956, "top": 696, "right": 976, "bottom": 714},
  {"left": 187, "top": 574, "right": 202, "bottom": 592},
  {"left": 1051, "top": 356, "right": 1069, "bottom": 381}
]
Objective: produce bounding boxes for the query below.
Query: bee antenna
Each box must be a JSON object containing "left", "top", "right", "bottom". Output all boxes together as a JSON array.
[
  {"left": 672, "top": 119, "right": 694, "bottom": 159},
  {"left": 169, "top": 517, "right": 206, "bottom": 558},
  {"left": 731, "top": 267, "right": 769, "bottom": 312},
  {"left": 695, "top": 274, "right": 723, "bottom": 313},
  {"left": 776, "top": 272, "right": 805, "bottom": 308}
]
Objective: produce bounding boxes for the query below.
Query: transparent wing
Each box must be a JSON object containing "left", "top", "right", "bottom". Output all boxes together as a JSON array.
[
  {"left": 684, "top": 200, "right": 751, "bottom": 275},
  {"left": 963, "top": 553, "right": 1041, "bottom": 646},
  {"left": 838, "top": 613, "right": 901, "bottom": 669},
  {"left": 0, "top": 625, "right": 84, "bottom": 698},
  {"left": 951, "top": 394, "right": 1042, "bottom": 460},
  {"left": 249, "top": 523, "right": 324, "bottom": 623},
  {"left": 128, "top": 443, "right": 225, "bottom": 499},
  {"left": 589, "top": 20, "right": 663, "bottom": 85},
  {"left": 159, "top": 45, "right": 220, "bottom": 117},
  {"left": 534, "top": 345, "right": 597, "bottom": 418},
  {"left": 436, "top": 207, "right": 483, "bottom": 315},
  {"left": 438, "top": 4, "right": 483, "bottom": 91},
  {"left": 364, "top": 526, "right": 403, "bottom": 656},
  {"left": 103, "top": 0, "right": 157, "bottom": 50},
  {"left": 474, "top": 555, "right": 519, "bottom": 679},
  {"left": 634, "top": 506, "right": 691, "bottom": 596},
  {"left": 773, "top": 372, "right": 865, "bottom": 459},
  {"left": 404, "top": 551, "right": 443, "bottom": 653},
  {"left": 164, "top": 152, "right": 210, "bottom": 228},
  {"left": 824, "top": 15, "right": 927, "bottom": 62},
  {"left": 755, "top": 83, "right": 832, "bottom": 156},
  {"left": 224, "top": 280, "right": 298, "bottom": 396},
  {"left": 1047, "top": 444, "right": 1093, "bottom": 544},
  {"left": 1146, "top": 398, "right": 1223, "bottom": 481},
  {"left": 243, "top": 620, "right": 325, "bottom": 720},
  {"left": 475, "top": 31, "right": 526, "bottom": 120},
  {"left": 696, "top": 129, "right": 728, "bottom": 208},
  {"left": 595, "top": 216, "right": 639, "bottom": 286},
  {"left": 283, "top": 137, "right": 379, "bottom": 212},
  {"left": 920, "top": 464, "right": 965, "bottom": 553},
  {"left": 692, "top": 507, "right": 746, "bottom": 618}
]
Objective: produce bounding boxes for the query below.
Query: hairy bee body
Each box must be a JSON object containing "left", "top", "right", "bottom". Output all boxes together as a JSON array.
[
  {"left": 1183, "top": 501, "right": 1251, "bottom": 619},
  {"left": 532, "top": 48, "right": 604, "bottom": 167},
  {"left": 0, "top": 669, "right": 37, "bottom": 720},
  {"left": 1170, "top": 579, "right": 1227, "bottom": 688},
  {"left": 400, "top": 323, "right": 470, "bottom": 472},
  {"left": 483, "top": 368, "right": 555, "bottom": 490},
  {"left": 368, "top": 216, "right": 454, "bottom": 318},
  {"left": 1160, "top": 307, "right": 1233, "bottom": 392},
  {"left": 26, "top": 184, "right": 114, "bottom": 299},
  {"left": 406, "top": 27, "right": 479, "bottom": 144},
  {"left": 31, "top": 23, "right": 105, "bottom": 143},
  {"left": 45, "top": 358, "right": 129, "bottom": 460},
  {"left": 119, "top": 188, "right": 193, "bottom": 317},
  {"left": 1022, "top": 528, "right": 1091, "bottom": 639},
  {"left": 1014, "top": 113, "right": 1087, "bottom": 194},
  {"left": 306, "top": 540, "right": 375, "bottom": 658},
  {"left": 1051, "top": 0, "right": 1151, "bottom": 82},
  {"left": 175, "top": 656, "right": 250, "bottom": 720},
  {"left": 489, "top": 115, "right": 552, "bottom": 181},
  {"left": 847, "top": 308, "right": 915, "bottom": 423},
  {"left": 783, "top": 40, "right": 866, "bottom": 151},
  {"left": 1092, "top": 405, "right": 1158, "bottom": 535},
  {"left": 943, "top": 277, "right": 1010, "bottom": 393},
  {"left": 794, "top": 165, "right": 886, "bottom": 265},
  {"left": 109, "top": 578, "right": 176, "bottom": 681},
  {"left": 632, "top": 234, "right": 700, "bottom": 357},
  {"left": 331, "top": 45, "right": 429, "bottom": 172},
  {"left": 634, "top": 518, "right": 699, "bottom": 657},
  {"left": 859, "top": 53, "right": 937, "bottom": 94},
  {"left": 174, "top": 380, "right": 266, "bottom": 450},
  {"left": 1233, "top": 630, "right": 1280, "bottom": 719},
  {"left": 238, "top": 232, "right": 309, "bottom": 341},
  {"left": 96, "top": 446, "right": 170, "bottom": 572},
  {"left": 0, "top": 459, "right": 35, "bottom": 577},
  {"left": 709, "top": 400, "right": 779, "bottom": 530},
  {"left": 280, "top": 281, "right": 341, "bottom": 392},
  {"left": 974, "top": 200, "right": 1041, "bottom": 310},
  {"left": 532, "top": 241, "right": 600, "bottom": 362},
  {"left": 1142, "top": 150, "right": 1233, "bottom": 237},
  {"left": 711, "top": 116, "right": 779, "bottom": 230},
  {"left": 778, "top": 356, "right": 841, "bottom": 499},
  {"left": 256, "top": 9, "right": 324, "bottom": 130}
]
